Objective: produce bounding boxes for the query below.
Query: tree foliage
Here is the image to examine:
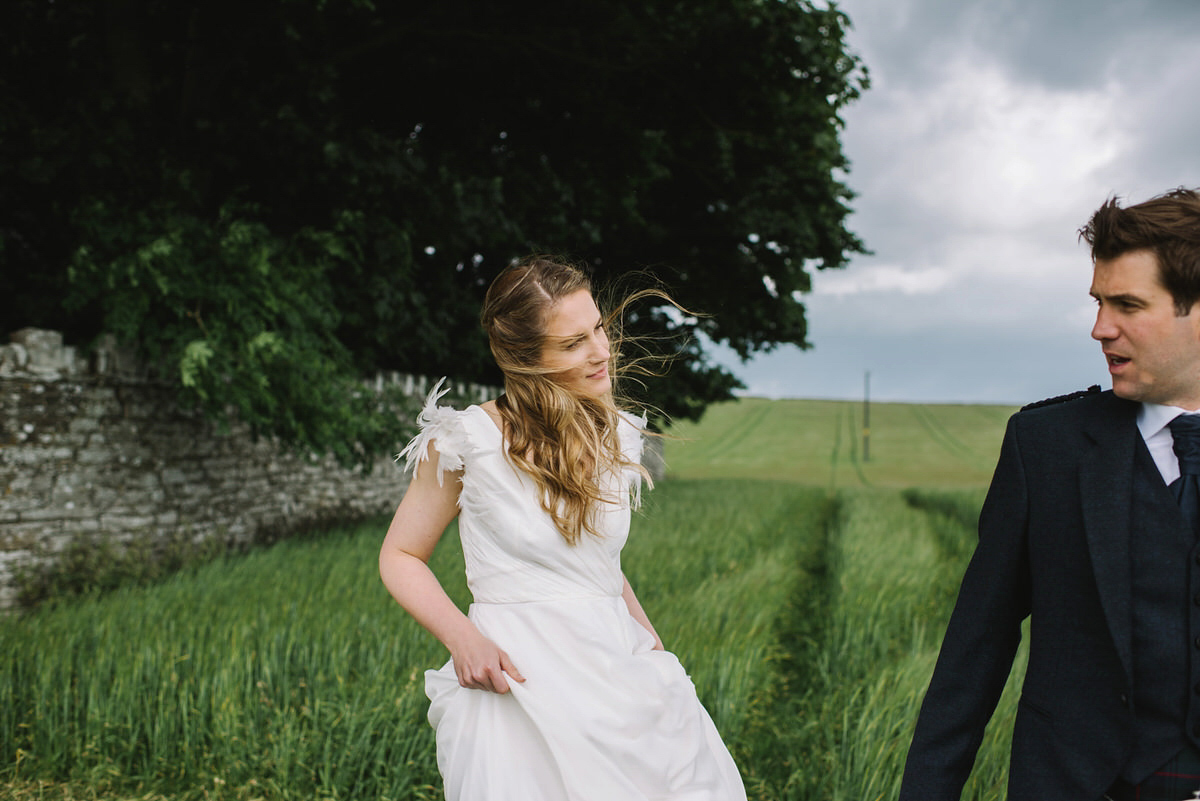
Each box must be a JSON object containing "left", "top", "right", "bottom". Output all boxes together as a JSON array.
[{"left": 0, "top": 0, "right": 868, "bottom": 462}]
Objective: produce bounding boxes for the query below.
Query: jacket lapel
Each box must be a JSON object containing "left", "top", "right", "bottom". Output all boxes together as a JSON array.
[{"left": 1080, "top": 395, "right": 1139, "bottom": 684}]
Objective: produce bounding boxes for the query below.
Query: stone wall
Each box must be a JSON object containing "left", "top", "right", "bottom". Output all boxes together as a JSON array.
[
  {"left": 0, "top": 329, "right": 665, "bottom": 609},
  {"left": 0, "top": 329, "right": 475, "bottom": 609}
]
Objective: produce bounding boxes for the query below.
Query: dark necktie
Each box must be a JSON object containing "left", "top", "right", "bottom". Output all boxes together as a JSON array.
[{"left": 1169, "top": 414, "right": 1200, "bottom": 536}]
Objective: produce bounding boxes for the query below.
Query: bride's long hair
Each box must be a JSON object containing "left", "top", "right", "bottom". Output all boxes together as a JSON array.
[{"left": 481, "top": 256, "right": 662, "bottom": 545}]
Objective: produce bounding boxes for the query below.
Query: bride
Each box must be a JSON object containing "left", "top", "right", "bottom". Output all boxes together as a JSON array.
[{"left": 379, "top": 256, "right": 746, "bottom": 800}]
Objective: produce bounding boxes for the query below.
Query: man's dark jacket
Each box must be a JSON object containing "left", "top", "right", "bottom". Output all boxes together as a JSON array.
[{"left": 899, "top": 389, "right": 1154, "bottom": 800}]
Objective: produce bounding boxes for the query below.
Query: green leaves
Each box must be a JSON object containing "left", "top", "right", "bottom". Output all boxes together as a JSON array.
[
  {"left": 4, "top": 0, "right": 868, "bottom": 450},
  {"left": 180, "top": 340, "right": 214, "bottom": 391},
  {"left": 64, "top": 197, "right": 410, "bottom": 467}
]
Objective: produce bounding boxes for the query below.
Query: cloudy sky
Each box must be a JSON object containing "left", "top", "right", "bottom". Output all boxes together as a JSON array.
[{"left": 715, "top": 0, "right": 1200, "bottom": 404}]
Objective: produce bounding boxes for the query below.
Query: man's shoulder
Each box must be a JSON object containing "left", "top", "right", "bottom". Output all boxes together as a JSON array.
[
  {"left": 1013, "top": 385, "right": 1135, "bottom": 434},
  {"left": 1018, "top": 384, "right": 1106, "bottom": 414}
]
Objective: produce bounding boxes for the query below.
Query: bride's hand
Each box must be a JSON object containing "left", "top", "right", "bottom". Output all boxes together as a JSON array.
[{"left": 449, "top": 629, "right": 526, "bottom": 693}]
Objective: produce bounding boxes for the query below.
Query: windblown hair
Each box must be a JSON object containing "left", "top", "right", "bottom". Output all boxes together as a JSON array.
[
  {"left": 1079, "top": 187, "right": 1200, "bottom": 315},
  {"left": 480, "top": 255, "right": 661, "bottom": 545}
]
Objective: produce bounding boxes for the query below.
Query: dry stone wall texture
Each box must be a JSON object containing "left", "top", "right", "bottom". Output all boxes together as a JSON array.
[{"left": 0, "top": 329, "right": 431, "bottom": 609}]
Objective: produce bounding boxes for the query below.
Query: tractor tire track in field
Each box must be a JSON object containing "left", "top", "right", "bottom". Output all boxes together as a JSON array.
[
  {"left": 902, "top": 487, "right": 982, "bottom": 595},
  {"left": 829, "top": 404, "right": 870, "bottom": 488},
  {"left": 909, "top": 404, "right": 984, "bottom": 467},
  {"left": 829, "top": 404, "right": 844, "bottom": 488},
  {"left": 698, "top": 401, "right": 774, "bottom": 461},
  {"left": 744, "top": 490, "right": 986, "bottom": 798},
  {"left": 738, "top": 489, "right": 841, "bottom": 797},
  {"left": 845, "top": 403, "right": 870, "bottom": 487}
]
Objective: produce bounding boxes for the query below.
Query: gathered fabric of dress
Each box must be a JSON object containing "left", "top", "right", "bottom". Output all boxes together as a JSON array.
[{"left": 398, "top": 380, "right": 747, "bottom": 801}]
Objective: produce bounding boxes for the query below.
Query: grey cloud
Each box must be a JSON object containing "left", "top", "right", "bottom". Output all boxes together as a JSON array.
[{"left": 715, "top": 0, "right": 1200, "bottom": 403}]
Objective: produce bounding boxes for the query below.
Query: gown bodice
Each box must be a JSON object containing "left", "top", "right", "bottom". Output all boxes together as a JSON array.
[{"left": 398, "top": 382, "right": 646, "bottom": 604}]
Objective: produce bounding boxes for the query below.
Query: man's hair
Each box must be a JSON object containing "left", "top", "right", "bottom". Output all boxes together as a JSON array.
[{"left": 1079, "top": 188, "right": 1200, "bottom": 314}]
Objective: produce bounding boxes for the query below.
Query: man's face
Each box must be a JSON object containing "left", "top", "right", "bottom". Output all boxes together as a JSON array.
[{"left": 1091, "top": 249, "right": 1200, "bottom": 409}]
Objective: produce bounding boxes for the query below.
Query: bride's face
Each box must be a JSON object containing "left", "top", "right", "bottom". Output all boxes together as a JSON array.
[{"left": 539, "top": 289, "right": 612, "bottom": 398}]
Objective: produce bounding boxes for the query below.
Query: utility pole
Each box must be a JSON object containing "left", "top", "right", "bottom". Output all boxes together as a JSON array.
[{"left": 863, "top": 370, "right": 871, "bottom": 463}]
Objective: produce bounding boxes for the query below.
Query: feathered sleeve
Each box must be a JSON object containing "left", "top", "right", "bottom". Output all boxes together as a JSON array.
[
  {"left": 395, "top": 378, "right": 470, "bottom": 486},
  {"left": 617, "top": 410, "right": 649, "bottom": 510}
]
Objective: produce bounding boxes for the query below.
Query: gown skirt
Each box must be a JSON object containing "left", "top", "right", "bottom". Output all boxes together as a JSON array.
[{"left": 401, "top": 381, "right": 747, "bottom": 801}]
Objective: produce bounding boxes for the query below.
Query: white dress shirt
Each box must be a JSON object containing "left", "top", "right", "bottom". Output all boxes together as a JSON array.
[{"left": 1136, "top": 402, "right": 1200, "bottom": 485}]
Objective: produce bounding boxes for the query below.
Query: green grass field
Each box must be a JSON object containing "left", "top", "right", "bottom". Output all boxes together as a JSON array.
[
  {"left": 665, "top": 396, "right": 1014, "bottom": 488},
  {"left": 1, "top": 397, "right": 1023, "bottom": 800}
]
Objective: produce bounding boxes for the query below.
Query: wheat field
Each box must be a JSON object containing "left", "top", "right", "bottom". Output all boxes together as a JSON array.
[{"left": 2, "top": 397, "right": 1022, "bottom": 800}]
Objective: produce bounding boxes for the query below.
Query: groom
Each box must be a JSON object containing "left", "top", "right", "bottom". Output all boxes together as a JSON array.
[{"left": 898, "top": 188, "right": 1200, "bottom": 801}]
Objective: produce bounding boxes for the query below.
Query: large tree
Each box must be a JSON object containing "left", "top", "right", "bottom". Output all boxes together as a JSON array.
[{"left": 0, "top": 0, "right": 867, "bottom": 461}]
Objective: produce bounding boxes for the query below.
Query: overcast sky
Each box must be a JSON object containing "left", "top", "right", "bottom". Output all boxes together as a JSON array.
[{"left": 714, "top": 0, "right": 1200, "bottom": 405}]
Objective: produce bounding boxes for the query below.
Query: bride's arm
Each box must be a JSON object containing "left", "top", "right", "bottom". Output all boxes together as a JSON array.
[
  {"left": 621, "top": 573, "right": 665, "bottom": 651},
  {"left": 379, "top": 441, "right": 525, "bottom": 693}
]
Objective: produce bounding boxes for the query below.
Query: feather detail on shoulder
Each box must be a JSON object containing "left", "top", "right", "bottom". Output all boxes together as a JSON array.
[
  {"left": 617, "top": 410, "right": 649, "bottom": 510},
  {"left": 395, "top": 377, "right": 470, "bottom": 486}
]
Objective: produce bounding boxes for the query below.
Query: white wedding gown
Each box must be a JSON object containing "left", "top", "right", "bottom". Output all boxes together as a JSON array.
[{"left": 400, "top": 383, "right": 747, "bottom": 801}]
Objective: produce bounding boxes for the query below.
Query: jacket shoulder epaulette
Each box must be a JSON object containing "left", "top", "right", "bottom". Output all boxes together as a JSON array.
[{"left": 1020, "top": 384, "right": 1103, "bottom": 412}]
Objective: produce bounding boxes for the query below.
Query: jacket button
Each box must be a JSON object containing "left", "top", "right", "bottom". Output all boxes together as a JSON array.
[{"left": 1121, "top": 694, "right": 1130, "bottom": 707}]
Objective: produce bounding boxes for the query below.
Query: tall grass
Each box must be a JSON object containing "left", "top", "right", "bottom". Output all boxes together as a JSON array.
[
  {"left": 786, "top": 488, "right": 1027, "bottom": 801},
  {"left": 3, "top": 397, "right": 1025, "bottom": 800},
  {"left": 1, "top": 523, "right": 457, "bottom": 799},
  {"left": 628, "top": 480, "right": 836, "bottom": 779},
  {"left": 2, "top": 480, "right": 827, "bottom": 800}
]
